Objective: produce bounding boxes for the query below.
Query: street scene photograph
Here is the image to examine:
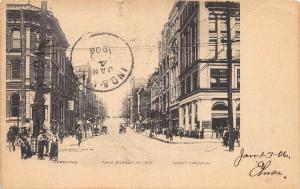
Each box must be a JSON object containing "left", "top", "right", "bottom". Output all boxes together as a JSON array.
[{"left": 1, "top": 0, "right": 245, "bottom": 188}]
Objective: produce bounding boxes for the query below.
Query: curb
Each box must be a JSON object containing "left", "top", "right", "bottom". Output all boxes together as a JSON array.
[{"left": 131, "top": 129, "right": 222, "bottom": 144}]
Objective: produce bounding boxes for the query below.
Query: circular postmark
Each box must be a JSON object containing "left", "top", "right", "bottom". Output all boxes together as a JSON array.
[{"left": 70, "top": 32, "right": 134, "bottom": 92}]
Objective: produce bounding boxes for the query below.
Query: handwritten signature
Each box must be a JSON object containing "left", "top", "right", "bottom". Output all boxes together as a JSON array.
[{"left": 234, "top": 148, "right": 290, "bottom": 179}]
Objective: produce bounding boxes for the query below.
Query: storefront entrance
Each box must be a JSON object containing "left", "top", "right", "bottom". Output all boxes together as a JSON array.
[
  {"left": 212, "top": 118, "right": 228, "bottom": 131},
  {"left": 211, "top": 102, "right": 228, "bottom": 132}
]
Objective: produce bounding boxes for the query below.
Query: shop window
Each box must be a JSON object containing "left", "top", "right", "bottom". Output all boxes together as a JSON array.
[{"left": 210, "top": 69, "right": 227, "bottom": 89}]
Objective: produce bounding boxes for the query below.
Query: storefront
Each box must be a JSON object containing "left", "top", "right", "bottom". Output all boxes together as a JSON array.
[{"left": 211, "top": 102, "right": 228, "bottom": 132}]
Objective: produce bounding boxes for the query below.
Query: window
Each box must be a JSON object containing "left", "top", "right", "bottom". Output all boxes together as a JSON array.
[
  {"left": 172, "top": 39, "right": 178, "bottom": 60},
  {"left": 186, "top": 75, "right": 191, "bottom": 93},
  {"left": 12, "top": 30, "right": 21, "bottom": 49},
  {"left": 181, "top": 34, "right": 187, "bottom": 72},
  {"left": 212, "top": 102, "right": 228, "bottom": 111},
  {"left": 181, "top": 80, "right": 185, "bottom": 96},
  {"left": 210, "top": 69, "right": 228, "bottom": 89},
  {"left": 188, "top": 26, "right": 192, "bottom": 66},
  {"left": 237, "top": 69, "right": 240, "bottom": 89},
  {"left": 6, "top": 63, "right": 11, "bottom": 80},
  {"left": 192, "top": 19, "right": 198, "bottom": 63},
  {"left": 11, "top": 60, "right": 21, "bottom": 80},
  {"left": 192, "top": 71, "right": 198, "bottom": 91},
  {"left": 185, "top": 33, "right": 189, "bottom": 69},
  {"left": 11, "top": 93, "right": 20, "bottom": 117},
  {"left": 36, "top": 33, "right": 40, "bottom": 49}
]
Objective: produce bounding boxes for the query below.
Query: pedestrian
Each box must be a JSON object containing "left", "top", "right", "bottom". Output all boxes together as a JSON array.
[
  {"left": 76, "top": 128, "right": 83, "bottom": 147},
  {"left": 218, "top": 127, "right": 224, "bottom": 139},
  {"left": 179, "top": 128, "right": 183, "bottom": 139},
  {"left": 20, "top": 127, "right": 29, "bottom": 137},
  {"left": 58, "top": 129, "right": 64, "bottom": 144},
  {"left": 17, "top": 134, "right": 31, "bottom": 159},
  {"left": 200, "top": 127, "right": 204, "bottom": 139},
  {"left": 49, "top": 132, "right": 59, "bottom": 161},
  {"left": 165, "top": 129, "right": 169, "bottom": 139},
  {"left": 44, "top": 130, "right": 51, "bottom": 156},
  {"left": 169, "top": 129, "right": 173, "bottom": 142},
  {"left": 37, "top": 130, "right": 48, "bottom": 160},
  {"left": 223, "top": 128, "right": 229, "bottom": 147},
  {"left": 7, "top": 127, "right": 16, "bottom": 151},
  {"left": 233, "top": 128, "right": 240, "bottom": 147}
]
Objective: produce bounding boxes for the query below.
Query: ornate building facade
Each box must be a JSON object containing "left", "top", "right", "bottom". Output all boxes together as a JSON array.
[{"left": 6, "top": 3, "right": 71, "bottom": 133}]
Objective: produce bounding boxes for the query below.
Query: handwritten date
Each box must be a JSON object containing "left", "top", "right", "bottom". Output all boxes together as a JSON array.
[{"left": 234, "top": 148, "right": 290, "bottom": 179}]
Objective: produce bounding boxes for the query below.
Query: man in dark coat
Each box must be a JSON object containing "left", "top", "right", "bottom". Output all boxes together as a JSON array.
[
  {"left": 58, "top": 129, "right": 64, "bottom": 144},
  {"left": 18, "top": 134, "right": 31, "bottom": 159},
  {"left": 76, "top": 128, "right": 83, "bottom": 147},
  {"left": 7, "top": 127, "right": 16, "bottom": 151},
  {"left": 223, "top": 128, "right": 229, "bottom": 147},
  {"left": 169, "top": 128, "right": 173, "bottom": 141},
  {"left": 49, "top": 132, "right": 59, "bottom": 161},
  {"left": 37, "top": 130, "right": 48, "bottom": 160}
]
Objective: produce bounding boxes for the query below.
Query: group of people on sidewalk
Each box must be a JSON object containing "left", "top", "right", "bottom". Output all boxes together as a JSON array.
[
  {"left": 134, "top": 121, "right": 240, "bottom": 146},
  {"left": 6, "top": 124, "right": 65, "bottom": 161},
  {"left": 221, "top": 127, "right": 240, "bottom": 147},
  {"left": 7, "top": 125, "right": 32, "bottom": 159},
  {"left": 147, "top": 126, "right": 182, "bottom": 142},
  {"left": 36, "top": 129, "right": 62, "bottom": 161}
]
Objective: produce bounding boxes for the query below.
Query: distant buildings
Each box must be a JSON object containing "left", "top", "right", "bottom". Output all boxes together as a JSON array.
[{"left": 124, "top": 1, "right": 240, "bottom": 138}]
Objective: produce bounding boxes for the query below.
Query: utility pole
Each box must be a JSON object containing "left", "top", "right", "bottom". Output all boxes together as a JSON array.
[
  {"left": 83, "top": 73, "right": 87, "bottom": 138},
  {"left": 82, "top": 73, "right": 87, "bottom": 138},
  {"left": 20, "top": 9, "right": 25, "bottom": 127},
  {"left": 17, "top": 91, "right": 20, "bottom": 127},
  {"left": 226, "top": 1, "right": 234, "bottom": 152},
  {"left": 33, "top": 1, "right": 47, "bottom": 137}
]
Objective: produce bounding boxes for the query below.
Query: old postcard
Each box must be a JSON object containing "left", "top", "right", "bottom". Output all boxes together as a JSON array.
[{"left": 0, "top": 0, "right": 299, "bottom": 189}]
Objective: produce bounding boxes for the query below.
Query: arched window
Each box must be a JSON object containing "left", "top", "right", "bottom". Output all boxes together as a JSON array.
[
  {"left": 212, "top": 102, "right": 228, "bottom": 111},
  {"left": 11, "top": 59, "right": 21, "bottom": 79},
  {"left": 12, "top": 30, "right": 21, "bottom": 49},
  {"left": 11, "top": 93, "right": 20, "bottom": 117}
]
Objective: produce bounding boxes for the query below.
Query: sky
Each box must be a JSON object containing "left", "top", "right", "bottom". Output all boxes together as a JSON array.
[{"left": 13, "top": 0, "right": 175, "bottom": 116}]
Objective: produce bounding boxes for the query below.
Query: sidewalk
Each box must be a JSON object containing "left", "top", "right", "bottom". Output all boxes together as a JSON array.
[
  {"left": 131, "top": 128, "right": 222, "bottom": 144},
  {"left": 61, "top": 131, "right": 94, "bottom": 147}
]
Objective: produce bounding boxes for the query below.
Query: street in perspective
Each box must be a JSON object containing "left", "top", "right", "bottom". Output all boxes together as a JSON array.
[{"left": 5, "top": 0, "right": 240, "bottom": 167}]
